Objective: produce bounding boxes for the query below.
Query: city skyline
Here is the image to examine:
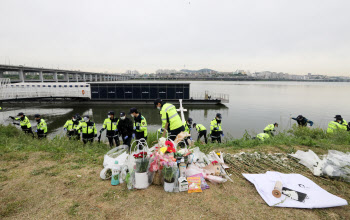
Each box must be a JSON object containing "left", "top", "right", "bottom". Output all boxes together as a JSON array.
[{"left": 1, "top": 0, "right": 350, "bottom": 76}]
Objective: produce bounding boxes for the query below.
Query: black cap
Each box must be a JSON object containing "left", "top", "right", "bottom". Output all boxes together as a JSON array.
[
  {"left": 297, "top": 115, "right": 303, "bottom": 118},
  {"left": 108, "top": 111, "right": 115, "bottom": 115},
  {"left": 120, "top": 112, "right": 126, "bottom": 117},
  {"left": 34, "top": 114, "right": 41, "bottom": 118},
  {"left": 17, "top": 112, "right": 24, "bottom": 116},
  {"left": 188, "top": 118, "right": 193, "bottom": 123},
  {"left": 335, "top": 115, "right": 343, "bottom": 119},
  {"left": 274, "top": 122, "right": 278, "bottom": 126},
  {"left": 216, "top": 113, "right": 222, "bottom": 119},
  {"left": 193, "top": 123, "right": 197, "bottom": 128},
  {"left": 129, "top": 107, "right": 138, "bottom": 114},
  {"left": 154, "top": 98, "right": 163, "bottom": 107},
  {"left": 84, "top": 115, "right": 89, "bottom": 118},
  {"left": 72, "top": 115, "right": 77, "bottom": 119}
]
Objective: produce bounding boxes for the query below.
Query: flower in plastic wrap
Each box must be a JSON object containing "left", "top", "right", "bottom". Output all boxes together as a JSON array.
[
  {"left": 158, "top": 137, "right": 166, "bottom": 147},
  {"left": 165, "top": 141, "right": 176, "bottom": 153},
  {"left": 160, "top": 147, "right": 167, "bottom": 154}
]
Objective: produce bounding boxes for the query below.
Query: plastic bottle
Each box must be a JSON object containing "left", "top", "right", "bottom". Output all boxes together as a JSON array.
[
  {"left": 119, "top": 165, "right": 128, "bottom": 184},
  {"left": 111, "top": 161, "right": 120, "bottom": 186},
  {"left": 179, "top": 157, "right": 186, "bottom": 177}
]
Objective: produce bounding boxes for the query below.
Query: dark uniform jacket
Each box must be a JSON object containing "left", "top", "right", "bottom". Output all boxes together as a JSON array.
[{"left": 117, "top": 117, "right": 133, "bottom": 137}]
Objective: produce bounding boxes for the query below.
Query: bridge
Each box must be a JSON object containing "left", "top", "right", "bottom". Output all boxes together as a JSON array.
[{"left": 0, "top": 64, "right": 129, "bottom": 83}]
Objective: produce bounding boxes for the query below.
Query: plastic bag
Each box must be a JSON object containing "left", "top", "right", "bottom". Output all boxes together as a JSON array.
[
  {"left": 186, "top": 164, "right": 205, "bottom": 177},
  {"left": 323, "top": 150, "right": 350, "bottom": 181},
  {"left": 206, "top": 175, "right": 227, "bottom": 184},
  {"left": 103, "top": 145, "right": 128, "bottom": 168},
  {"left": 290, "top": 150, "right": 350, "bottom": 182},
  {"left": 290, "top": 150, "right": 324, "bottom": 176}
]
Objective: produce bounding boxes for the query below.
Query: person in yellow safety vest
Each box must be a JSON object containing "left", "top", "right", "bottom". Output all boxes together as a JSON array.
[
  {"left": 183, "top": 118, "right": 193, "bottom": 145},
  {"left": 100, "top": 111, "right": 120, "bottom": 147},
  {"left": 210, "top": 113, "right": 224, "bottom": 143},
  {"left": 257, "top": 133, "right": 270, "bottom": 141},
  {"left": 63, "top": 115, "right": 81, "bottom": 140},
  {"left": 327, "top": 115, "right": 348, "bottom": 133},
  {"left": 193, "top": 123, "right": 208, "bottom": 144},
  {"left": 154, "top": 98, "right": 185, "bottom": 141},
  {"left": 34, "top": 114, "right": 47, "bottom": 139},
  {"left": 264, "top": 123, "right": 278, "bottom": 137},
  {"left": 76, "top": 115, "right": 97, "bottom": 144},
  {"left": 9, "top": 112, "right": 33, "bottom": 136},
  {"left": 129, "top": 107, "right": 148, "bottom": 148}
]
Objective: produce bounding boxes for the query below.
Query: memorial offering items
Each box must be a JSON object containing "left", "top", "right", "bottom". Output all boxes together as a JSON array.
[
  {"left": 243, "top": 171, "right": 348, "bottom": 208},
  {"left": 100, "top": 137, "right": 231, "bottom": 193}
]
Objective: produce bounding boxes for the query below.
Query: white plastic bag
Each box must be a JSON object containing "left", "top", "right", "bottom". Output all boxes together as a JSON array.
[
  {"left": 103, "top": 145, "right": 128, "bottom": 168},
  {"left": 290, "top": 150, "right": 324, "bottom": 176}
]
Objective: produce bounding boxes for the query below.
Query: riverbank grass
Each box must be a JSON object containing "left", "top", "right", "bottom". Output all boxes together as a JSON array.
[{"left": 0, "top": 124, "right": 349, "bottom": 219}]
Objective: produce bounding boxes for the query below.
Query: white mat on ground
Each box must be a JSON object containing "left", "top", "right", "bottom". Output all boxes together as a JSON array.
[{"left": 243, "top": 171, "right": 348, "bottom": 209}]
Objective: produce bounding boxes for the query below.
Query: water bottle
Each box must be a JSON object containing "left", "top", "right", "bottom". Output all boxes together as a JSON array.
[{"left": 111, "top": 161, "right": 120, "bottom": 186}]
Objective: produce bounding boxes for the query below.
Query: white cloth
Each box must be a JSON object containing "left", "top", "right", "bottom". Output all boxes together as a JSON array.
[{"left": 243, "top": 171, "right": 348, "bottom": 209}]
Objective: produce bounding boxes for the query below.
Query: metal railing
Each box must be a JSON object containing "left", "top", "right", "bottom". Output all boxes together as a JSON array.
[
  {"left": 190, "top": 91, "right": 229, "bottom": 103},
  {"left": 0, "top": 82, "right": 91, "bottom": 100}
]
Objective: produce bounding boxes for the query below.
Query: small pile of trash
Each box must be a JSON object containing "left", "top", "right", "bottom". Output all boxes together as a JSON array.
[
  {"left": 100, "top": 134, "right": 232, "bottom": 193},
  {"left": 290, "top": 150, "right": 350, "bottom": 182}
]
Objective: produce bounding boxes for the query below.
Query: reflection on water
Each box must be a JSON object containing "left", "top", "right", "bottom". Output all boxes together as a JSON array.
[{"left": 1, "top": 81, "right": 350, "bottom": 139}]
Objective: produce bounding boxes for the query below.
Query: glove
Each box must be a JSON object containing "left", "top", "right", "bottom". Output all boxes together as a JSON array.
[
  {"left": 132, "top": 133, "right": 135, "bottom": 139},
  {"left": 214, "top": 128, "right": 218, "bottom": 131},
  {"left": 190, "top": 137, "right": 193, "bottom": 141},
  {"left": 124, "top": 136, "right": 128, "bottom": 140},
  {"left": 114, "top": 129, "right": 118, "bottom": 132},
  {"left": 94, "top": 134, "right": 97, "bottom": 137},
  {"left": 9, "top": 116, "right": 14, "bottom": 119},
  {"left": 100, "top": 128, "right": 105, "bottom": 133},
  {"left": 221, "top": 133, "right": 224, "bottom": 137},
  {"left": 189, "top": 128, "right": 192, "bottom": 131},
  {"left": 35, "top": 130, "right": 38, "bottom": 133},
  {"left": 133, "top": 126, "right": 136, "bottom": 130},
  {"left": 64, "top": 128, "right": 67, "bottom": 131},
  {"left": 136, "top": 126, "right": 140, "bottom": 130}
]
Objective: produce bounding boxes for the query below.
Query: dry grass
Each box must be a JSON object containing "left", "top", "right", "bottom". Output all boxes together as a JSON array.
[{"left": 0, "top": 149, "right": 349, "bottom": 220}]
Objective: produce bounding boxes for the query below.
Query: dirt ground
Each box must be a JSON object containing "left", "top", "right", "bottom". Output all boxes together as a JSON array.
[{"left": 0, "top": 151, "right": 349, "bottom": 220}]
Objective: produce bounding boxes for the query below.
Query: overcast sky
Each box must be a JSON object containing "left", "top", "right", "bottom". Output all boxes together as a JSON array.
[{"left": 1, "top": 0, "right": 349, "bottom": 75}]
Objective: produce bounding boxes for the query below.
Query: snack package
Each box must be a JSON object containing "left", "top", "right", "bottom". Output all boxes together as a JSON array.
[
  {"left": 189, "top": 173, "right": 209, "bottom": 190},
  {"left": 187, "top": 177, "right": 202, "bottom": 193}
]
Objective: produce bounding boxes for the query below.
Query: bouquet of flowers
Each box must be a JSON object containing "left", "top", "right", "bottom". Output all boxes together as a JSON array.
[{"left": 133, "top": 152, "right": 149, "bottom": 173}]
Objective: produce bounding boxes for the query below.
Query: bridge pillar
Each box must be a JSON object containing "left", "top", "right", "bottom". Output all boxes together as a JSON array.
[
  {"left": 19, "top": 69, "right": 24, "bottom": 82},
  {"left": 75, "top": 73, "right": 79, "bottom": 82},
  {"left": 63, "top": 73, "right": 69, "bottom": 82},
  {"left": 89, "top": 74, "right": 93, "bottom": 81},
  {"left": 83, "top": 73, "right": 86, "bottom": 82},
  {"left": 0, "top": 71, "right": 4, "bottom": 78},
  {"left": 39, "top": 71, "right": 44, "bottom": 83},
  {"left": 53, "top": 72, "right": 58, "bottom": 82},
  {"left": 99, "top": 75, "right": 103, "bottom": 81},
  {"left": 95, "top": 74, "right": 98, "bottom": 81}
]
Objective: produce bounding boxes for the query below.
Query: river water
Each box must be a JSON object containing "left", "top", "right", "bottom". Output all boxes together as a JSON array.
[{"left": 1, "top": 81, "right": 350, "bottom": 139}]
